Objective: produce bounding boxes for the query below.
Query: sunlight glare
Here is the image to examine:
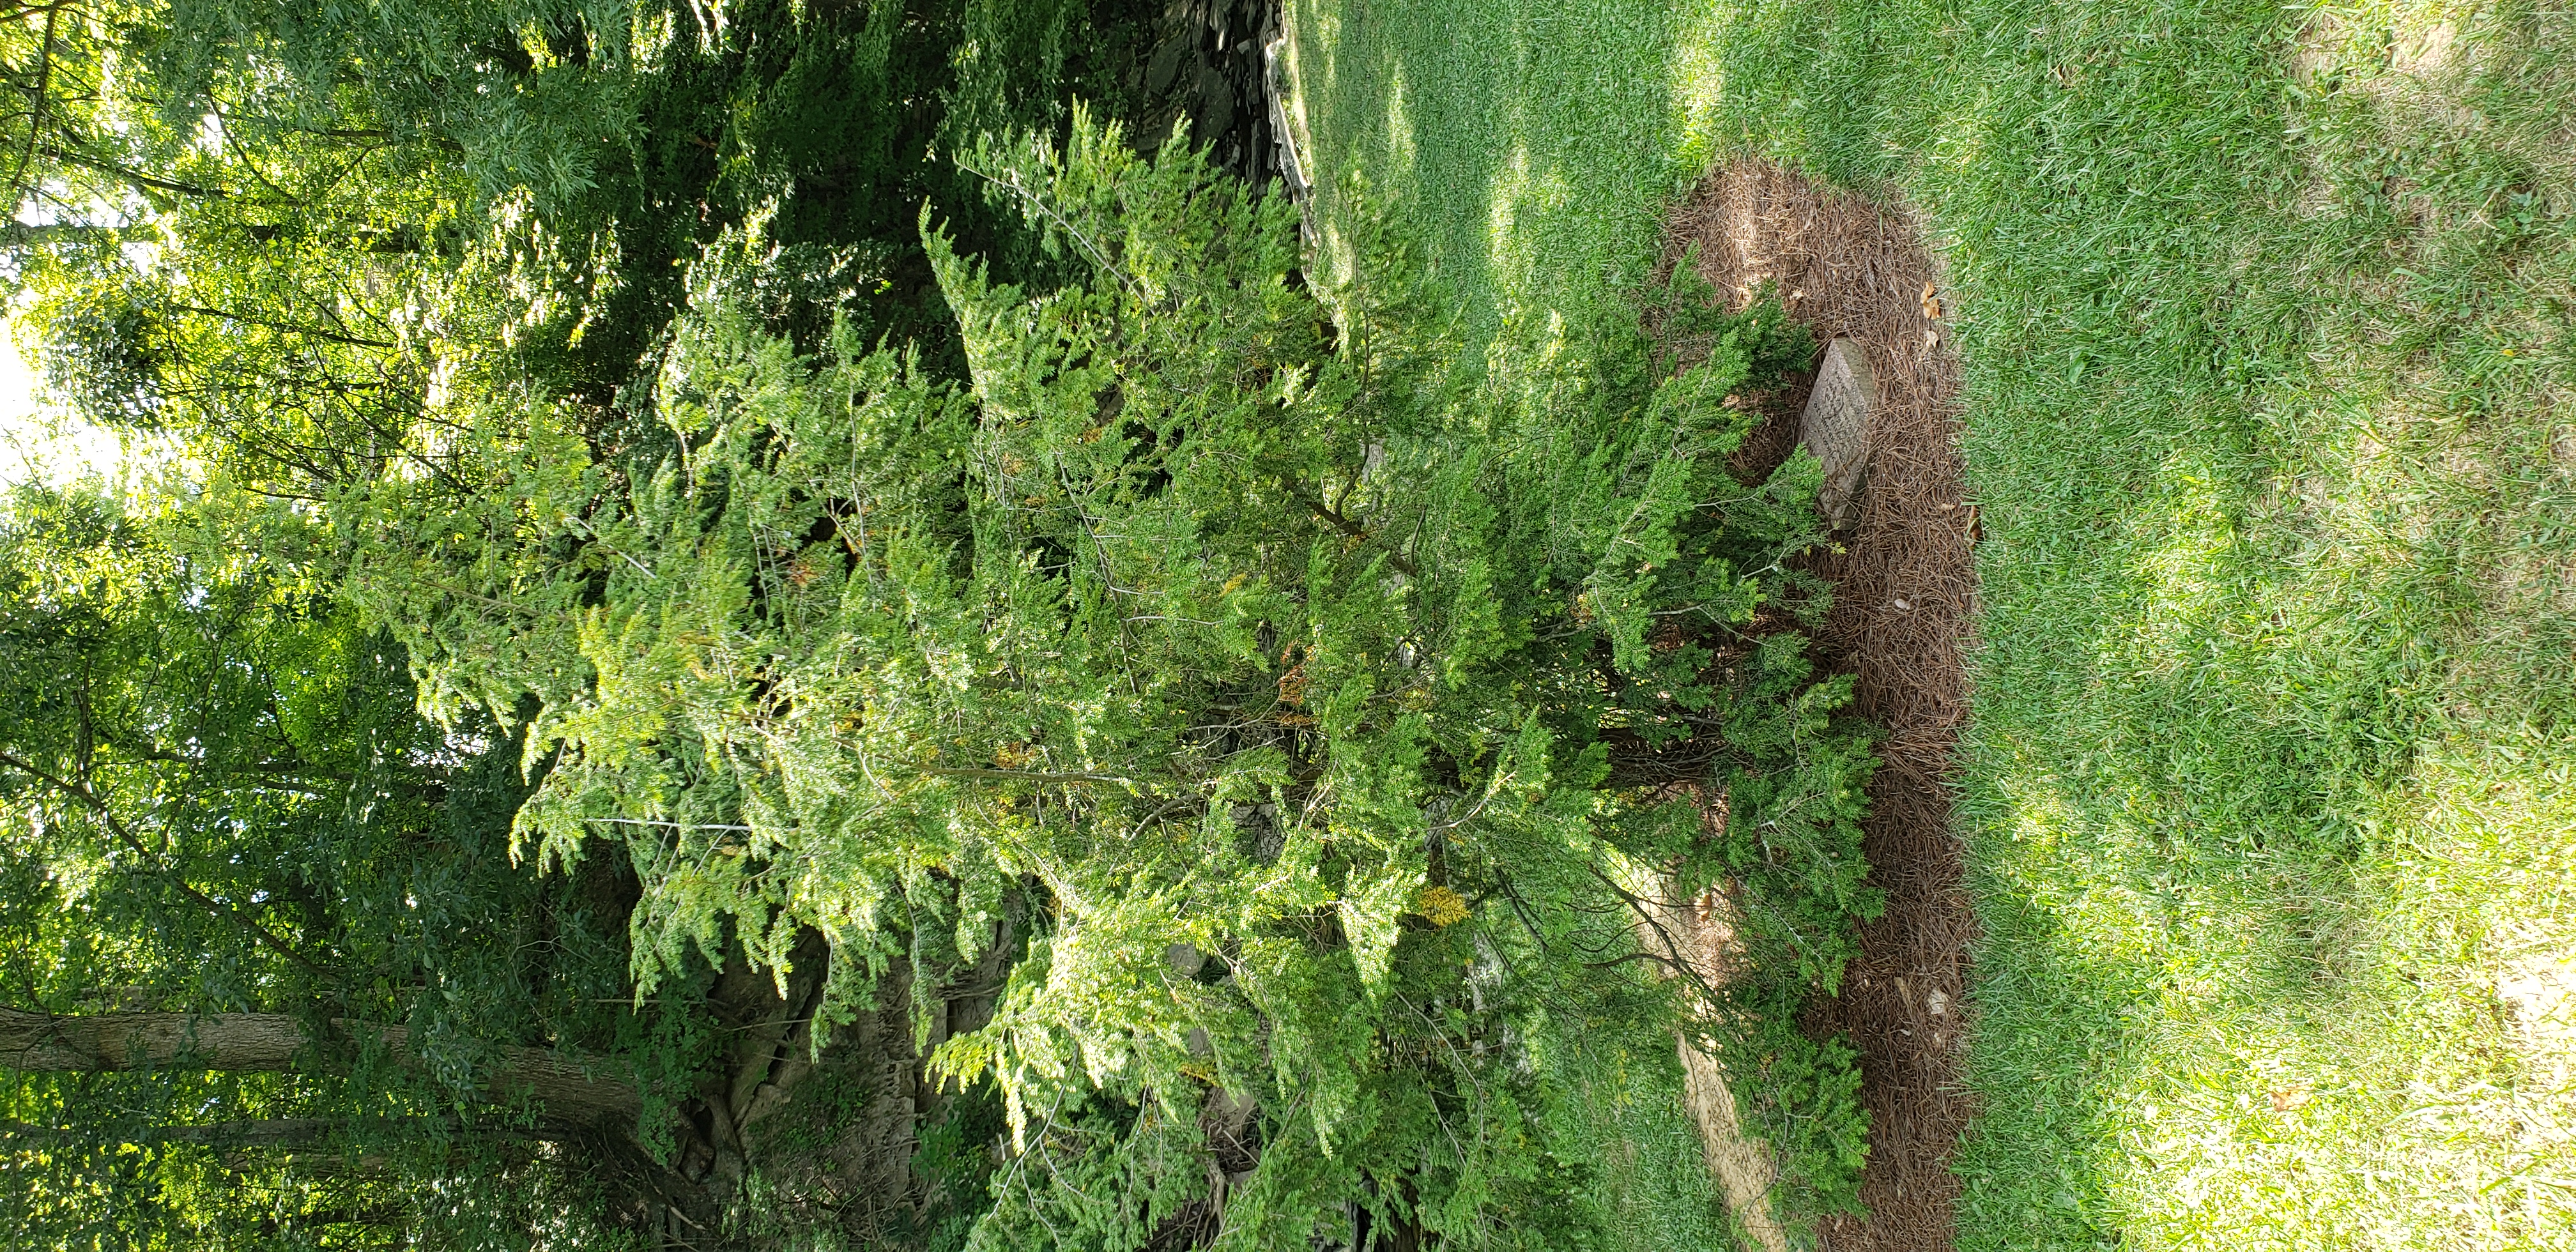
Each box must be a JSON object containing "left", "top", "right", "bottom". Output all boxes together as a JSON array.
[{"left": 0, "top": 312, "right": 123, "bottom": 487}]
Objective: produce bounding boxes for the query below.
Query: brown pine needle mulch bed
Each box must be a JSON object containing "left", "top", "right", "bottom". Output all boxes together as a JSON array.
[{"left": 1665, "top": 158, "right": 1981, "bottom": 1252}]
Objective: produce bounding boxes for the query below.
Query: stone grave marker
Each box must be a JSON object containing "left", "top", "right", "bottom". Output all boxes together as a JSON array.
[{"left": 1798, "top": 337, "right": 1874, "bottom": 530}]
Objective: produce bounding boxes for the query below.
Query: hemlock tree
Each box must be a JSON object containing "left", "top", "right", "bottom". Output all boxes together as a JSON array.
[{"left": 344, "top": 116, "right": 1883, "bottom": 1245}]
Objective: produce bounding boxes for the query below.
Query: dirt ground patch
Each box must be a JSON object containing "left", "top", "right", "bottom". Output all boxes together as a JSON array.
[{"left": 1665, "top": 158, "right": 1979, "bottom": 1252}]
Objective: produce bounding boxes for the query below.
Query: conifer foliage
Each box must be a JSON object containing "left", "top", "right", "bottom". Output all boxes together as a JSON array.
[{"left": 360, "top": 115, "right": 1882, "bottom": 1245}]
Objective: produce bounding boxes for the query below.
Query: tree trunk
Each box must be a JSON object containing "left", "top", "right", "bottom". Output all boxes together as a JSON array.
[
  {"left": 0, "top": 1007, "right": 640, "bottom": 1124},
  {"left": 0, "top": 1115, "right": 606, "bottom": 1152},
  {"left": 5, "top": 1117, "right": 361, "bottom": 1148}
]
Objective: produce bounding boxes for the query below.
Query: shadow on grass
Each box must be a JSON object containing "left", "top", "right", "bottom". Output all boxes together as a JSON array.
[
  {"left": 1288, "top": 0, "right": 1727, "bottom": 359},
  {"left": 1292, "top": 0, "right": 2576, "bottom": 1244},
  {"left": 1898, "top": 1, "right": 2576, "bottom": 1245}
]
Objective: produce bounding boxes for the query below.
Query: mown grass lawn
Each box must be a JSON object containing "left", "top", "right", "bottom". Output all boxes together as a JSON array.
[{"left": 1285, "top": 1, "right": 2576, "bottom": 1248}]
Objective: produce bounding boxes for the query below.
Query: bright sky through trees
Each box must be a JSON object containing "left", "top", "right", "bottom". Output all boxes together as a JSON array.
[{"left": 0, "top": 314, "right": 119, "bottom": 487}]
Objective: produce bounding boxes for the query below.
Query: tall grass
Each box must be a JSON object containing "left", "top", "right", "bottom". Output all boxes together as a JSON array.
[{"left": 1287, "top": 0, "right": 2576, "bottom": 1247}]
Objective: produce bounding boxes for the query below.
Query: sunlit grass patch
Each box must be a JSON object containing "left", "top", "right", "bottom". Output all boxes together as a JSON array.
[
  {"left": 1290, "top": 0, "right": 2576, "bottom": 1246},
  {"left": 1903, "top": 1, "right": 2576, "bottom": 1246},
  {"left": 1282, "top": 0, "right": 1724, "bottom": 361}
]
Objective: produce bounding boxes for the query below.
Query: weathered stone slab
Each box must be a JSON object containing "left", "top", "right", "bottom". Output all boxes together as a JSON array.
[{"left": 1798, "top": 337, "right": 1874, "bottom": 530}]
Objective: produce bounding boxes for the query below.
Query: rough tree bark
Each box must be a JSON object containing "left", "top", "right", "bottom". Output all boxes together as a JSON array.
[{"left": 0, "top": 1007, "right": 640, "bottom": 1124}]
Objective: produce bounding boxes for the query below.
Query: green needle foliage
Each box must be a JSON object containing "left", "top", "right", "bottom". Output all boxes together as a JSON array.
[{"left": 344, "top": 113, "right": 1882, "bottom": 1244}]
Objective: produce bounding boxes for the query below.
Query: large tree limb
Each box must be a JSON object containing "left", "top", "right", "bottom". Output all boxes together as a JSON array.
[
  {"left": 0, "top": 1008, "right": 641, "bottom": 1124},
  {"left": 0, "top": 1115, "right": 586, "bottom": 1150},
  {"left": 0, "top": 220, "right": 118, "bottom": 247}
]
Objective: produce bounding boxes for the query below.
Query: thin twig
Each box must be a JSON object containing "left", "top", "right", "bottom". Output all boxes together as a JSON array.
[
  {"left": 956, "top": 162, "right": 1137, "bottom": 293},
  {"left": 0, "top": 748, "right": 327, "bottom": 976},
  {"left": 1283, "top": 485, "right": 1420, "bottom": 577}
]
